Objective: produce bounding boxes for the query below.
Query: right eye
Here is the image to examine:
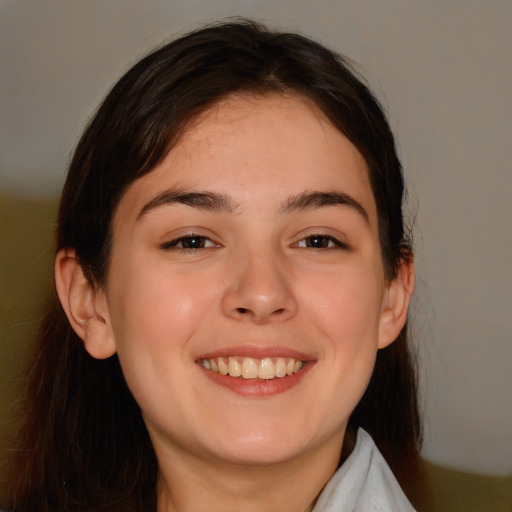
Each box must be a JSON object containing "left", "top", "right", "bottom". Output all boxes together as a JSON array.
[
  {"left": 162, "top": 235, "right": 219, "bottom": 250},
  {"left": 295, "top": 234, "right": 348, "bottom": 250}
]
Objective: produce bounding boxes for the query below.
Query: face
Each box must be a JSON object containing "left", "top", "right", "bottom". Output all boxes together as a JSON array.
[{"left": 100, "top": 94, "right": 405, "bottom": 468}]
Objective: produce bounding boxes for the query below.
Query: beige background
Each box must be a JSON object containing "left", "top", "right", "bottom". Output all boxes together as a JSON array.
[{"left": 1, "top": 0, "right": 511, "bottom": 476}]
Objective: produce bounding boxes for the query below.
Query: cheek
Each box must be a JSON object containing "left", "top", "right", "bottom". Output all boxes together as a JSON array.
[
  {"left": 105, "top": 264, "right": 208, "bottom": 411},
  {"left": 108, "top": 257, "right": 217, "bottom": 345},
  {"left": 291, "top": 267, "right": 384, "bottom": 438},
  {"left": 303, "top": 265, "right": 385, "bottom": 339},
  {"left": 303, "top": 265, "right": 384, "bottom": 392}
]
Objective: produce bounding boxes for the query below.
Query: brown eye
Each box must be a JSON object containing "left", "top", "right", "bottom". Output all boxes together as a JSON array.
[
  {"left": 296, "top": 235, "right": 348, "bottom": 250},
  {"left": 162, "top": 235, "right": 218, "bottom": 250},
  {"left": 305, "top": 235, "right": 330, "bottom": 248},
  {"left": 180, "top": 236, "right": 206, "bottom": 249}
]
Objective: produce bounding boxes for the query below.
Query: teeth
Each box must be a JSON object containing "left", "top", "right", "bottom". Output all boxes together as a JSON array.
[
  {"left": 228, "top": 357, "right": 242, "bottom": 377},
  {"left": 275, "top": 357, "right": 287, "bottom": 378},
  {"left": 258, "top": 358, "right": 275, "bottom": 379},
  {"left": 200, "top": 356, "right": 305, "bottom": 380},
  {"left": 242, "top": 357, "right": 258, "bottom": 379},
  {"left": 217, "top": 357, "right": 229, "bottom": 375}
]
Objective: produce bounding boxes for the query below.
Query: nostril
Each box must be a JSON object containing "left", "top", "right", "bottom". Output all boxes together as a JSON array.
[{"left": 235, "top": 307, "right": 287, "bottom": 316}]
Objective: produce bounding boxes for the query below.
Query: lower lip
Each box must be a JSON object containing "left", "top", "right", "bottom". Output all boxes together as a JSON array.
[{"left": 199, "top": 362, "right": 314, "bottom": 397}]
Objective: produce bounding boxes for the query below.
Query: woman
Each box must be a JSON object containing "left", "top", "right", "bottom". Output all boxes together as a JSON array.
[{"left": 1, "top": 20, "right": 422, "bottom": 511}]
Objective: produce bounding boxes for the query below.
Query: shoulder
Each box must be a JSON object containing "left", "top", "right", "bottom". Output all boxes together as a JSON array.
[{"left": 313, "top": 429, "right": 416, "bottom": 512}]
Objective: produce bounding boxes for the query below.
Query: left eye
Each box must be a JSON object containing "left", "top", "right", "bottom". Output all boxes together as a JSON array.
[
  {"left": 296, "top": 235, "right": 345, "bottom": 249},
  {"left": 162, "top": 235, "right": 218, "bottom": 250}
]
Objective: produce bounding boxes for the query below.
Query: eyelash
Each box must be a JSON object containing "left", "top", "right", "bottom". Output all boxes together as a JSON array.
[
  {"left": 296, "top": 234, "right": 348, "bottom": 250},
  {"left": 161, "top": 233, "right": 348, "bottom": 251},
  {"left": 161, "top": 234, "right": 219, "bottom": 250}
]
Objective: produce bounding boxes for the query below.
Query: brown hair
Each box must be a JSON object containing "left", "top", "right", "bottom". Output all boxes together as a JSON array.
[{"left": 1, "top": 20, "right": 421, "bottom": 511}]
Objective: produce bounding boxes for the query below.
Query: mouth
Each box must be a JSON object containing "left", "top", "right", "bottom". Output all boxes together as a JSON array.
[{"left": 198, "top": 356, "right": 305, "bottom": 381}]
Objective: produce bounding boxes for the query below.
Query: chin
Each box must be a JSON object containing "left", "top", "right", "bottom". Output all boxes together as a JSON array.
[{"left": 200, "top": 421, "right": 323, "bottom": 467}]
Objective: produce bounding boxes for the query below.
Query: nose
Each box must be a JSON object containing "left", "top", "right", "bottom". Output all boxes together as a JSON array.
[{"left": 221, "top": 249, "right": 298, "bottom": 324}]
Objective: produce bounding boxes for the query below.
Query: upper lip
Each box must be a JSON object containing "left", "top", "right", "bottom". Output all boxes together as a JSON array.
[{"left": 196, "top": 345, "right": 316, "bottom": 361}]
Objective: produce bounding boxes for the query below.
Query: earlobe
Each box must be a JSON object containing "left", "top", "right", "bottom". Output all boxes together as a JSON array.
[
  {"left": 55, "top": 249, "right": 117, "bottom": 359},
  {"left": 378, "top": 257, "right": 415, "bottom": 349}
]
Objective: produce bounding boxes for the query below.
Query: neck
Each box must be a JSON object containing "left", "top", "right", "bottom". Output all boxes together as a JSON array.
[{"left": 154, "top": 432, "right": 344, "bottom": 512}]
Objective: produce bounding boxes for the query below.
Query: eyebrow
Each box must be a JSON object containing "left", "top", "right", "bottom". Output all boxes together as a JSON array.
[
  {"left": 137, "top": 188, "right": 368, "bottom": 223},
  {"left": 281, "top": 191, "right": 369, "bottom": 223},
  {"left": 137, "top": 189, "right": 239, "bottom": 219}
]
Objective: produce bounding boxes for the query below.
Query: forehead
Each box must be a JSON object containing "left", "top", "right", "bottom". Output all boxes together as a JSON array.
[
  {"left": 114, "top": 93, "right": 377, "bottom": 225},
  {"left": 173, "top": 93, "right": 364, "bottom": 174}
]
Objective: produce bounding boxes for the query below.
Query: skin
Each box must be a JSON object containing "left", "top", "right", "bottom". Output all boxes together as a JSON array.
[{"left": 56, "top": 93, "right": 413, "bottom": 511}]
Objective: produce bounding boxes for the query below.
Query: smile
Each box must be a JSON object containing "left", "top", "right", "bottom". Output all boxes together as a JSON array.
[{"left": 199, "top": 356, "right": 304, "bottom": 380}]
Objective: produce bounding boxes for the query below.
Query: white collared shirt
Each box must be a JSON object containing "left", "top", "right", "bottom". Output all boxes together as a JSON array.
[{"left": 313, "top": 429, "right": 416, "bottom": 512}]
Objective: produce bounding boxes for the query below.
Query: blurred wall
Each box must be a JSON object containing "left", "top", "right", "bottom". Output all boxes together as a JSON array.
[{"left": 1, "top": 0, "right": 511, "bottom": 475}]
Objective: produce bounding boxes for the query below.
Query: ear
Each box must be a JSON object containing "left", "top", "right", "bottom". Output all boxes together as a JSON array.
[
  {"left": 55, "top": 249, "right": 117, "bottom": 359},
  {"left": 378, "top": 257, "right": 415, "bottom": 349}
]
